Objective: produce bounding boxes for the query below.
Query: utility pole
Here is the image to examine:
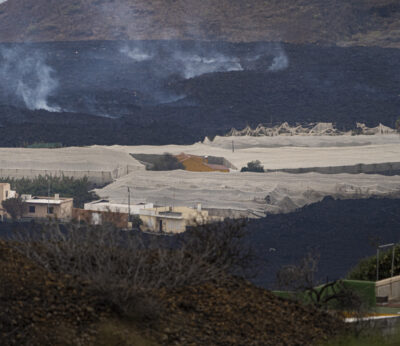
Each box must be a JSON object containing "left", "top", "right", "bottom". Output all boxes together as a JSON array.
[
  {"left": 377, "top": 243, "right": 395, "bottom": 281},
  {"left": 127, "top": 187, "right": 131, "bottom": 222},
  {"left": 47, "top": 180, "right": 50, "bottom": 214}
]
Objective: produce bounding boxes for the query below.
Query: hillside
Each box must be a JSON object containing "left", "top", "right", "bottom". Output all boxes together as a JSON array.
[
  {"left": 0, "top": 0, "right": 399, "bottom": 47},
  {"left": 0, "top": 237, "right": 345, "bottom": 345}
]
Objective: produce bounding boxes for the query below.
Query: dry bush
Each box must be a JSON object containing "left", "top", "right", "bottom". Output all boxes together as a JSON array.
[
  {"left": 10, "top": 219, "right": 253, "bottom": 318},
  {"left": 277, "top": 252, "right": 365, "bottom": 312}
]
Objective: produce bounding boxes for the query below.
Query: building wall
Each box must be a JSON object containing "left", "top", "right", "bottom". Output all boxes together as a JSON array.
[
  {"left": 73, "top": 208, "right": 128, "bottom": 228},
  {"left": 59, "top": 200, "right": 74, "bottom": 219},
  {"left": 0, "top": 183, "right": 17, "bottom": 220},
  {"left": 0, "top": 183, "right": 9, "bottom": 201},
  {"left": 138, "top": 206, "right": 211, "bottom": 233},
  {"left": 376, "top": 275, "right": 400, "bottom": 301},
  {"left": 163, "top": 218, "right": 186, "bottom": 233},
  {"left": 0, "top": 183, "right": 16, "bottom": 202},
  {"left": 24, "top": 200, "right": 73, "bottom": 220},
  {"left": 139, "top": 214, "right": 186, "bottom": 233}
]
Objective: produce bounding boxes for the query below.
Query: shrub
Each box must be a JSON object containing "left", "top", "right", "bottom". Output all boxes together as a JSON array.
[
  {"left": 395, "top": 117, "right": 400, "bottom": 132},
  {"left": 241, "top": 160, "right": 264, "bottom": 173},
  {"left": 1, "top": 197, "right": 25, "bottom": 221},
  {"left": 277, "top": 252, "right": 366, "bottom": 311},
  {"left": 10, "top": 219, "right": 253, "bottom": 318},
  {"left": 130, "top": 215, "right": 143, "bottom": 229},
  {"left": 347, "top": 245, "right": 400, "bottom": 281}
]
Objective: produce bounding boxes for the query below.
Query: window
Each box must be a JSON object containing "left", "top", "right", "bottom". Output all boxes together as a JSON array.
[
  {"left": 48, "top": 207, "right": 54, "bottom": 214},
  {"left": 5, "top": 191, "right": 8, "bottom": 198},
  {"left": 29, "top": 206, "right": 35, "bottom": 213}
]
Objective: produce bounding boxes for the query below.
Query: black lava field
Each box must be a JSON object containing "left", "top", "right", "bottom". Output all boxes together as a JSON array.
[
  {"left": 0, "top": 40, "right": 399, "bottom": 146},
  {"left": 249, "top": 197, "right": 400, "bottom": 288}
]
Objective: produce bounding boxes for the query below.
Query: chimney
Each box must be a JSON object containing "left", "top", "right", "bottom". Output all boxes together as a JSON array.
[
  {"left": 54, "top": 193, "right": 60, "bottom": 200},
  {"left": 197, "top": 203, "right": 202, "bottom": 212}
]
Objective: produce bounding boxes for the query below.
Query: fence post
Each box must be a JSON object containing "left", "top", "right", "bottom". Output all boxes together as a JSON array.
[{"left": 377, "top": 248, "right": 380, "bottom": 282}]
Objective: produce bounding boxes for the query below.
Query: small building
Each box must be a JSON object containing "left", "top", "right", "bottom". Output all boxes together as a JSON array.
[
  {"left": 21, "top": 194, "right": 74, "bottom": 221},
  {"left": 0, "top": 183, "right": 16, "bottom": 201},
  {"left": 80, "top": 200, "right": 222, "bottom": 233},
  {"left": 73, "top": 208, "right": 129, "bottom": 229},
  {"left": 79, "top": 200, "right": 154, "bottom": 228},
  {"left": 0, "top": 183, "right": 17, "bottom": 220},
  {"left": 138, "top": 204, "right": 216, "bottom": 234}
]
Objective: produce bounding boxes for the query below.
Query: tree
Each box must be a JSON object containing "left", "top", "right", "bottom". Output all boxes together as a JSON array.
[
  {"left": 241, "top": 160, "right": 264, "bottom": 172},
  {"left": 348, "top": 244, "right": 400, "bottom": 281},
  {"left": 2, "top": 197, "right": 26, "bottom": 221},
  {"left": 277, "top": 252, "right": 364, "bottom": 311},
  {"left": 396, "top": 118, "right": 400, "bottom": 133},
  {"left": 130, "top": 214, "right": 143, "bottom": 229}
]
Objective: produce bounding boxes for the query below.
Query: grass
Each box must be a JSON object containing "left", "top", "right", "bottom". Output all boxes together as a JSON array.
[
  {"left": 273, "top": 280, "right": 376, "bottom": 309},
  {"left": 342, "top": 280, "right": 376, "bottom": 307},
  {"left": 94, "top": 319, "right": 157, "bottom": 346},
  {"left": 321, "top": 332, "right": 400, "bottom": 346},
  {"left": 26, "top": 142, "right": 63, "bottom": 148}
]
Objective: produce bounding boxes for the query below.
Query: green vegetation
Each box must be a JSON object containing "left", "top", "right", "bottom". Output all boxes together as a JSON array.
[
  {"left": 395, "top": 117, "right": 400, "bottom": 133},
  {"left": 342, "top": 280, "right": 376, "bottom": 307},
  {"left": 241, "top": 160, "right": 265, "bottom": 173},
  {"left": 1, "top": 197, "right": 25, "bottom": 221},
  {"left": 0, "top": 176, "right": 99, "bottom": 208},
  {"left": 25, "top": 142, "right": 63, "bottom": 149},
  {"left": 273, "top": 280, "right": 375, "bottom": 309},
  {"left": 130, "top": 214, "right": 143, "bottom": 229},
  {"left": 348, "top": 245, "right": 400, "bottom": 281}
]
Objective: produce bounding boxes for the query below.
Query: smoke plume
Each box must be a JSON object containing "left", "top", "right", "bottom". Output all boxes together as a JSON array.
[
  {"left": 174, "top": 51, "right": 243, "bottom": 79},
  {"left": 120, "top": 45, "right": 153, "bottom": 62},
  {"left": 0, "top": 47, "right": 60, "bottom": 112},
  {"left": 269, "top": 47, "right": 289, "bottom": 72}
]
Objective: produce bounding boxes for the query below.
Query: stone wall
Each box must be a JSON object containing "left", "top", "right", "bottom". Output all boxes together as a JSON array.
[{"left": 376, "top": 275, "right": 400, "bottom": 301}]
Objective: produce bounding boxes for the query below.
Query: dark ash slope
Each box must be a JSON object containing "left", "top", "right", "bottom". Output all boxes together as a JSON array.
[{"left": 0, "top": 40, "right": 399, "bottom": 146}]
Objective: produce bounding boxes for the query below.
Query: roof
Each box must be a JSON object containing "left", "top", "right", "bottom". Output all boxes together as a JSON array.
[
  {"left": 176, "top": 153, "right": 229, "bottom": 172},
  {"left": 24, "top": 197, "right": 73, "bottom": 205},
  {"left": 24, "top": 199, "right": 63, "bottom": 205}
]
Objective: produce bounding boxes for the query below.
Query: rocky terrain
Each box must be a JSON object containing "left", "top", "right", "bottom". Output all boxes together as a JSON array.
[
  {"left": 0, "top": 0, "right": 399, "bottom": 48},
  {"left": 0, "top": 238, "right": 345, "bottom": 345}
]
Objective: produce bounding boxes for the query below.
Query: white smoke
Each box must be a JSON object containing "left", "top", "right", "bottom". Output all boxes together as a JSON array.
[
  {"left": 120, "top": 42, "right": 289, "bottom": 80},
  {"left": 0, "top": 0, "right": 7, "bottom": 4},
  {"left": 174, "top": 52, "right": 243, "bottom": 79},
  {"left": 0, "top": 48, "right": 60, "bottom": 112},
  {"left": 269, "top": 48, "right": 289, "bottom": 72},
  {"left": 120, "top": 46, "right": 153, "bottom": 62}
]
